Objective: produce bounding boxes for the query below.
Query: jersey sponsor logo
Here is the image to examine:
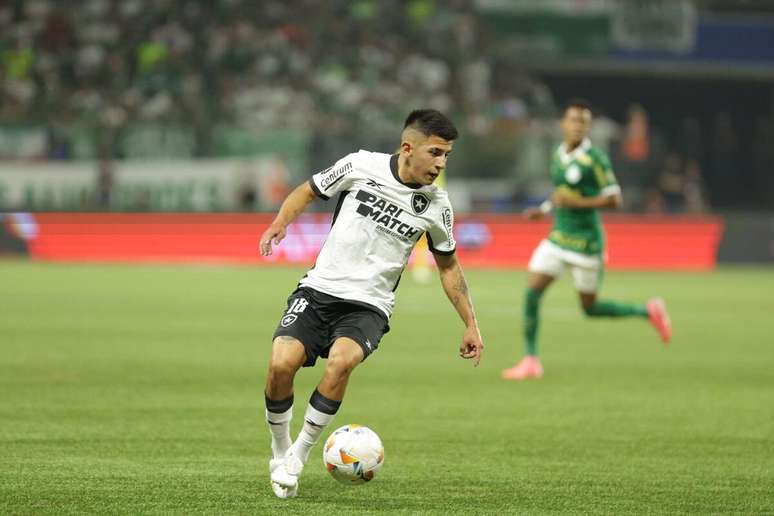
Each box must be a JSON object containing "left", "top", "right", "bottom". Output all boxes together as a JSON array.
[
  {"left": 549, "top": 230, "right": 591, "bottom": 252},
  {"left": 441, "top": 207, "right": 455, "bottom": 248},
  {"left": 354, "top": 190, "right": 420, "bottom": 240},
  {"left": 565, "top": 164, "right": 582, "bottom": 184},
  {"left": 320, "top": 162, "right": 353, "bottom": 191},
  {"left": 411, "top": 192, "right": 430, "bottom": 214},
  {"left": 365, "top": 179, "right": 385, "bottom": 191},
  {"left": 442, "top": 208, "right": 453, "bottom": 236},
  {"left": 280, "top": 314, "right": 298, "bottom": 327}
]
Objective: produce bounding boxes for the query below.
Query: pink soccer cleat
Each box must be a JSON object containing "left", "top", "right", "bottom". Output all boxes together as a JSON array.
[
  {"left": 647, "top": 297, "right": 672, "bottom": 344},
  {"left": 501, "top": 355, "right": 544, "bottom": 381}
]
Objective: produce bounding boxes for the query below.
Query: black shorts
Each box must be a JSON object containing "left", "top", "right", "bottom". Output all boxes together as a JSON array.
[{"left": 273, "top": 287, "right": 390, "bottom": 367}]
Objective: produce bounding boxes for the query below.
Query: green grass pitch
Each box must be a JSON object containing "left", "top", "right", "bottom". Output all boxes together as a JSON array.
[{"left": 1, "top": 261, "right": 773, "bottom": 514}]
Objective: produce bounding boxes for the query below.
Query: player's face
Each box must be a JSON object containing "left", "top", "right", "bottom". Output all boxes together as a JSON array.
[
  {"left": 561, "top": 107, "right": 592, "bottom": 146},
  {"left": 404, "top": 135, "right": 454, "bottom": 186}
]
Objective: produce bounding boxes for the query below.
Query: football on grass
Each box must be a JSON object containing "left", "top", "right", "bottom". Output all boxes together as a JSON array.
[{"left": 323, "top": 424, "right": 384, "bottom": 484}]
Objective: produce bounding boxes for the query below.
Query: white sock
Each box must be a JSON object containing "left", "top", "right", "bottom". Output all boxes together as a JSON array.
[
  {"left": 291, "top": 404, "right": 336, "bottom": 464},
  {"left": 266, "top": 405, "right": 293, "bottom": 459}
]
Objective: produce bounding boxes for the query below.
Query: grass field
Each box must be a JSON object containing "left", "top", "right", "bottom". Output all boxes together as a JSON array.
[{"left": 1, "top": 261, "right": 773, "bottom": 514}]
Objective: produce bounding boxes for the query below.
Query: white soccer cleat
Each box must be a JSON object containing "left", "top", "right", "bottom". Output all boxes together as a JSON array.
[
  {"left": 270, "top": 452, "right": 304, "bottom": 489},
  {"left": 269, "top": 457, "right": 298, "bottom": 498},
  {"left": 270, "top": 481, "right": 297, "bottom": 499}
]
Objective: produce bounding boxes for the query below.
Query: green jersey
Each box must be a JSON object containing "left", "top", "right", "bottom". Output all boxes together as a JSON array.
[{"left": 548, "top": 138, "right": 620, "bottom": 256}]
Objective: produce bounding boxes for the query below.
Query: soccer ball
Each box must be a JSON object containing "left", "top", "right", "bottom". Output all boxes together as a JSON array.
[{"left": 323, "top": 424, "right": 384, "bottom": 484}]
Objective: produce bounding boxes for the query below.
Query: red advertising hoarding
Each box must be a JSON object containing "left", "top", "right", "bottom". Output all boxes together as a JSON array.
[{"left": 3, "top": 213, "right": 724, "bottom": 270}]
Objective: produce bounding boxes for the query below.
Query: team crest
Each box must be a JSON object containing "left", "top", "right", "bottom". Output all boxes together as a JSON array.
[
  {"left": 411, "top": 192, "right": 430, "bottom": 214},
  {"left": 565, "top": 164, "right": 582, "bottom": 184},
  {"left": 280, "top": 314, "right": 298, "bottom": 327}
]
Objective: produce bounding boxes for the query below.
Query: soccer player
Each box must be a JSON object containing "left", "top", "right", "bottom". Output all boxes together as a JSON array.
[
  {"left": 501, "top": 98, "right": 672, "bottom": 381},
  {"left": 259, "top": 109, "right": 484, "bottom": 498}
]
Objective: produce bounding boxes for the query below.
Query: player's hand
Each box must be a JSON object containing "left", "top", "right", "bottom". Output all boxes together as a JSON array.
[
  {"left": 459, "top": 325, "right": 483, "bottom": 367},
  {"left": 523, "top": 207, "right": 544, "bottom": 221},
  {"left": 259, "top": 224, "right": 286, "bottom": 256}
]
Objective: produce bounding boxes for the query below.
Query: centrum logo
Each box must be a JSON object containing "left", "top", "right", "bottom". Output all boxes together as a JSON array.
[
  {"left": 355, "top": 190, "right": 420, "bottom": 239},
  {"left": 442, "top": 208, "right": 454, "bottom": 243},
  {"left": 321, "top": 162, "right": 353, "bottom": 191}
]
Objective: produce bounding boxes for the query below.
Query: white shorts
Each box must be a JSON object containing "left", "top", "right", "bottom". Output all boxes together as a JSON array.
[{"left": 527, "top": 240, "right": 603, "bottom": 294}]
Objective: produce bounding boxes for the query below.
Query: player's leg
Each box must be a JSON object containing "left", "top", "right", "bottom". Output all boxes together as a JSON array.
[
  {"left": 503, "top": 240, "right": 561, "bottom": 380},
  {"left": 267, "top": 288, "right": 326, "bottom": 496},
  {"left": 317, "top": 337, "right": 365, "bottom": 400},
  {"left": 275, "top": 305, "right": 387, "bottom": 490},
  {"left": 523, "top": 272, "right": 555, "bottom": 358},
  {"left": 573, "top": 266, "right": 671, "bottom": 343},
  {"left": 274, "top": 338, "right": 365, "bottom": 490},
  {"left": 265, "top": 336, "right": 306, "bottom": 498},
  {"left": 265, "top": 336, "right": 307, "bottom": 460},
  {"left": 289, "top": 338, "right": 364, "bottom": 462}
]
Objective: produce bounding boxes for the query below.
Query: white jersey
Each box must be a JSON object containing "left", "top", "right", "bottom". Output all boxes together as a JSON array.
[{"left": 301, "top": 150, "right": 456, "bottom": 318}]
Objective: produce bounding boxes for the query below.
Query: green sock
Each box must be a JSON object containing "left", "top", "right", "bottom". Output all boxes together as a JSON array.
[
  {"left": 584, "top": 300, "right": 648, "bottom": 318},
  {"left": 523, "top": 287, "right": 543, "bottom": 356}
]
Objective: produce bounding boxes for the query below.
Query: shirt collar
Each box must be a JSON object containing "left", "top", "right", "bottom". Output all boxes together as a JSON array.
[
  {"left": 558, "top": 138, "right": 591, "bottom": 165},
  {"left": 390, "top": 154, "right": 422, "bottom": 189}
]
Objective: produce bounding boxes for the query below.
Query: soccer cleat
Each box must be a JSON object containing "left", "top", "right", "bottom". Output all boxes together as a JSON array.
[
  {"left": 269, "top": 457, "right": 297, "bottom": 498},
  {"left": 647, "top": 297, "right": 672, "bottom": 344},
  {"left": 501, "top": 355, "right": 544, "bottom": 380},
  {"left": 270, "top": 452, "right": 304, "bottom": 489},
  {"left": 270, "top": 481, "right": 297, "bottom": 499}
]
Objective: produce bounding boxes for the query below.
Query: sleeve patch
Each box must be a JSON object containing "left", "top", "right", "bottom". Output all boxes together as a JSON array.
[{"left": 319, "top": 162, "right": 353, "bottom": 192}]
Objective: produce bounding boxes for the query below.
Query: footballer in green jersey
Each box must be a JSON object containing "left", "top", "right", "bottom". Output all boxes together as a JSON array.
[{"left": 502, "top": 98, "right": 672, "bottom": 381}]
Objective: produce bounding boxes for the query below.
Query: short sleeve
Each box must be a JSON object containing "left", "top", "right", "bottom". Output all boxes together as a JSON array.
[
  {"left": 593, "top": 151, "right": 621, "bottom": 196},
  {"left": 309, "top": 153, "right": 358, "bottom": 200},
  {"left": 426, "top": 203, "right": 456, "bottom": 255}
]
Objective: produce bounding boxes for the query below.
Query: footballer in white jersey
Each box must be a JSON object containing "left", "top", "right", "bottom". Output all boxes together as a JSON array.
[
  {"left": 302, "top": 150, "right": 456, "bottom": 318},
  {"left": 258, "top": 109, "right": 484, "bottom": 499}
]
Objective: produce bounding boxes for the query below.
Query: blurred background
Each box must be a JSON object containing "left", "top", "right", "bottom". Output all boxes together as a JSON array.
[{"left": 0, "top": 0, "right": 773, "bottom": 264}]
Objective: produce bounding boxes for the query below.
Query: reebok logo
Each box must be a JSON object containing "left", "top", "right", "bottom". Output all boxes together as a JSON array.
[
  {"left": 366, "top": 179, "right": 385, "bottom": 191},
  {"left": 355, "top": 190, "right": 420, "bottom": 240}
]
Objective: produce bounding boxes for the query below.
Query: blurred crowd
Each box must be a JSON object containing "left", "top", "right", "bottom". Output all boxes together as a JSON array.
[
  {"left": 1, "top": 0, "right": 504, "bottom": 157},
  {"left": 0, "top": 0, "right": 720, "bottom": 212}
]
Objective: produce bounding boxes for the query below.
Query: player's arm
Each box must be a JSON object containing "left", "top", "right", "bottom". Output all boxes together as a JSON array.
[
  {"left": 551, "top": 189, "right": 622, "bottom": 210},
  {"left": 259, "top": 181, "right": 317, "bottom": 256},
  {"left": 433, "top": 252, "right": 484, "bottom": 366},
  {"left": 554, "top": 151, "right": 623, "bottom": 210},
  {"left": 523, "top": 199, "right": 554, "bottom": 220}
]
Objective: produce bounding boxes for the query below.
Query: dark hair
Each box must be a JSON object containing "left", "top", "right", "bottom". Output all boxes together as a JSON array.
[
  {"left": 403, "top": 109, "right": 458, "bottom": 141},
  {"left": 564, "top": 98, "right": 593, "bottom": 116}
]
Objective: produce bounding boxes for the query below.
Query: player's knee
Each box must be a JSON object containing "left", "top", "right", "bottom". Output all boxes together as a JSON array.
[
  {"left": 325, "top": 349, "right": 361, "bottom": 378},
  {"left": 268, "top": 352, "right": 301, "bottom": 380},
  {"left": 582, "top": 301, "right": 597, "bottom": 316}
]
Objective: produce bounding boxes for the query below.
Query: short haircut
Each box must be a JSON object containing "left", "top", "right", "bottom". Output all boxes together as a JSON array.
[
  {"left": 403, "top": 109, "right": 459, "bottom": 141},
  {"left": 564, "top": 98, "right": 593, "bottom": 116}
]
